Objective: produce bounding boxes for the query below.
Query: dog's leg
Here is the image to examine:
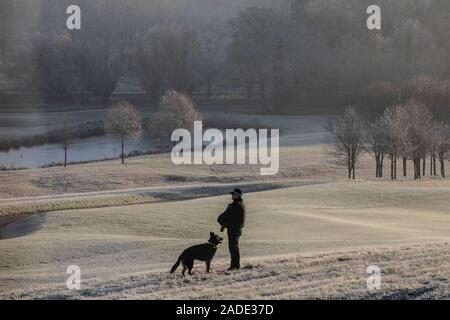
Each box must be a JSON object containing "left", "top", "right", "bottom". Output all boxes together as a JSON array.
[
  {"left": 182, "top": 262, "right": 187, "bottom": 277},
  {"left": 187, "top": 260, "right": 194, "bottom": 275},
  {"left": 205, "top": 260, "right": 211, "bottom": 273}
]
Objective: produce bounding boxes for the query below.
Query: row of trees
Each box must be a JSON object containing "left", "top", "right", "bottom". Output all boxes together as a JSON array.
[
  {"left": 53, "top": 91, "right": 200, "bottom": 167},
  {"left": 2, "top": 1, "right": 283, "bottom": 106},
  {"left": 326, "top": 101, "right": 450, "bottom": 180},
  {"left": 351, "top": 76, "right": 450, "bottom": 120},
  {"left": 2, "top": 1, "right": 450, "bottom": 113}
]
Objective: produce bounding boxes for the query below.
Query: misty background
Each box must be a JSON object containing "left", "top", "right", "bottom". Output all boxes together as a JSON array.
[
  {"left": 1, "top": 0, "right": 450, "bottom": 168},
  {"left": 0, "top": 0, "right": 449, "bottom": 112}
]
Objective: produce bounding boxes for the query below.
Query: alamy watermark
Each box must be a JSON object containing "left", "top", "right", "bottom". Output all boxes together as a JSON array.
[
  {"left": 66, "top": 265, "right": 81, "bottom": 290},
  {"left": 66, "top": 5, "right": 81, "bottom": 30},
  {"left": 367, "top": 265, "right": 381, "bottom": 290},
  {"left": 65, "top": 5, "right": 381, "bottom": 31},
  {"left": 367, "top": 5, "right": 382, "bottom": 30},
  {"left": 171, "top": 121, "right": 280, "bottom": 176}
]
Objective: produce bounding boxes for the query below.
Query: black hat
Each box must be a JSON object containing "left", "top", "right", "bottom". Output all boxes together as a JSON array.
[{"left": 230, "top": 188, "right": 243, "bottom": 195}]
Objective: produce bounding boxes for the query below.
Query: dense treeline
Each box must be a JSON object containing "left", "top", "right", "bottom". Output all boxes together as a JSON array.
[{"left": 1, "top": 0, "right": 450, "bottom": 114}]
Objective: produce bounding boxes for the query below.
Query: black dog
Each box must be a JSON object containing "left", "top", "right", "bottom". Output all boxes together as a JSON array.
[{"left": 170, "top": 232, "right": 223, "bottom": 276}]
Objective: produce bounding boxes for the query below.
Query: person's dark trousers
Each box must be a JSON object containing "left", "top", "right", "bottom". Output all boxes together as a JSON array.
[{"left": 227, "top": 228, "right": 242, "bottom": 269}]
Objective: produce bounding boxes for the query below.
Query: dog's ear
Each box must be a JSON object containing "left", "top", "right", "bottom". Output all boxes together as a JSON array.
[{"left": 210, "top": 232, "right": 214, "bottom": 237}]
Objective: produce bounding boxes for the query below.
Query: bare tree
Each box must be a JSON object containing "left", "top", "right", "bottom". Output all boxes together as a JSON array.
[
  {"left": 429, "top": 121, "right": 441, "bottom": 176},
  {"left": 49, "top": 118, "right": 77, "bottom": 168},
  {"left": 147, "top": 91, "right": 201, "bottom": 148},
  {"left": 271, "top": 38, "right": 290, "bottom": 112},
  {"left": 388, "top": 104, "right": 412, "bottom": 177},
  {"left": 77, "top": 41, "right": 121, "bottom": 102},
  {"left": 364, "top": 116, "right": 389, "bottom": 178},
  {"left": 0, "top": 0, "right": 13, "bottom": 68},
  {"left": 105, "top": 101, "right": 142, "bottom": 164},
  {"left": 229, "top": 7, "right": 279, "bottom": 110},
  {"left": 200, "top": 19, "right": 227, "bottom": 98},
  {"left": 135, "top": 23, "right": 203, "bottom": 102},
  {"left": 384, "top": 105, "right": 407, "bottom": 180},
  {"left": 402, "top": 100, "right": 433, "bottom": 180},
  {"left": 33, "top": 32, "right": 77, "bottom": 102},
  {"left": 325, "top": 107, "right": 364, "bottom": 179},
  {"left": 225, "top": 39, "right": 259, "bottom": 98},
  {"left": 435, "top": 122, "right": 450, "bottom": 178},
  {"left": 134, "top": 29, "right": 165, "bottom": 103}
]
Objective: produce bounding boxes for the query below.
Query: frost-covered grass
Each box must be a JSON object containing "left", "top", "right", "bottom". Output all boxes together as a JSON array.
[
  {"left": 1, "top": 180, "right": 450, "bottom": 298},
  {"left": 2, "top": 242, "right": 448, "bottom": 300}
]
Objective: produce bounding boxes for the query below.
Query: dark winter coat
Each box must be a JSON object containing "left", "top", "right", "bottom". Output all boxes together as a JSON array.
[{"left": 217, "top": 199, "right": 246, "bottom": 231}]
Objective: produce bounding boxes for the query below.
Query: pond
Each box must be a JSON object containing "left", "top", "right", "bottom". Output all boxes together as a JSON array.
[
  {"left": 0, "top": 105, "right": 157, "bottom": 169},
  {"left": 0, "top": 133, "right": 156, "bottom": 169}
]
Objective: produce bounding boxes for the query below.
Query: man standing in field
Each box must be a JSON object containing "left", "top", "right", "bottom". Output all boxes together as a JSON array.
[{"left": 218, "top": 188, "right": 246, "bottom": 271}]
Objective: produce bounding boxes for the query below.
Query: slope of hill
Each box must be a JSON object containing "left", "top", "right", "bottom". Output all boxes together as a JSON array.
[
  {"left": 1, "top": 180, "right": 450, "bottom": 298},
  {"left": 2, "top": 242, "right": 448, "bottom": 299}
]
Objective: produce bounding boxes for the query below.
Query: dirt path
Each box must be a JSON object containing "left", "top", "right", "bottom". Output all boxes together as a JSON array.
[
  {"left": 0, "top": 179, "right": 323, "bottom": 206},
  {"left": 0, "top": 179, "right": 326, "bottom": 238}
]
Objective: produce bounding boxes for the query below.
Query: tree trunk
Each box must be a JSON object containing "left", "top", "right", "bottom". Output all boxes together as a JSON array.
[
  {"left": 394, "top": 156, "right": 397, "bottom": 180},
  {"left": 414, "top": 159, "right": 417, "bottom": 178},
  {"left": 430, "top": 155, "right": 433, "bottom": 176},
  {"left": 433, "top": 156, "right": 437, "bottom": 176},
  {"left": 415, "top": 159, "right": 419, "bottom": 180},
  {"left": 352, "top": 159, "right": 356, "bottom": 180},
  {"left": 422, "top": 157, "right": 426, "bottom": 177},
  {"left": 414, "top": 158, "right": 421, "bottom": 180},
  {"left": 375, "top": 155, "right": 379, "bottom": 178},
  {"left": 390, "top": 157, "right": 394, "bottom": 180},
  {"left": 439, "top": 154, "right": 445, "bottom": 178},
  {"left": 417, "top": 158, "right": 421, "bottom": 179},
  {"left": 259, "top": 77, "right": 268, "bottom": 110},
  {"left": 403, "top": 157, "right": 407, "bottom": 177},
  {"left": 348, "top": 150, "right": 351, "bottom": 179},
  {"left": 64, "top": 148, "right": 67, "bottom": 168},
  {"left": 121, "top": 136, "right": 125, "bottom": 164},
  {"left": 379, "top": 155, "right": 384, "bottom": 178}
]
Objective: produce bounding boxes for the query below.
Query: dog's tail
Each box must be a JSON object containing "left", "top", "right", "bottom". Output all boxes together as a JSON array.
[{"left": 170, "top": 256, "right": 181, "bottom": 274}]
